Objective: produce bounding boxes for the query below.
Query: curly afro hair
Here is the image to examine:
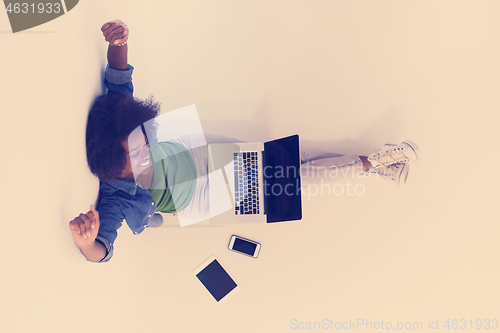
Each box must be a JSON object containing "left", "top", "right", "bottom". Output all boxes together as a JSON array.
[{"left": 86, "top": 94, "right": 160, "bottom": 180}]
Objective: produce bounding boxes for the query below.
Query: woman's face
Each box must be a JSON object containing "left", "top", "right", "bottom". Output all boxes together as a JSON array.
[{"left": 120, "top": 127, "right": 151, "bottom": 180}]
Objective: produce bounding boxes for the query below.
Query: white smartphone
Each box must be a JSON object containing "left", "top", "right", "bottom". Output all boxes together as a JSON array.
[{"left": 228, "top": 235, "right": 261, "bottom": 258}]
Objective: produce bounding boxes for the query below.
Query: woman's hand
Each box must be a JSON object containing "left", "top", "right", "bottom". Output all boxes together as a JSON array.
[
  {"left": 101, "top": 19, "right": 129, "bottom": 46},
  {"left": 69, "top": 205, "right": 101, "bottom": 250}
]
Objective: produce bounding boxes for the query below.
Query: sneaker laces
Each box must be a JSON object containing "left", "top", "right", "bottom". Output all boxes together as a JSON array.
[
  {"left": 368, "top": 164, "right": 401, "bottom": 180},
  {"left": 377, "top": 147, "right": 408, "bottom": 165}
]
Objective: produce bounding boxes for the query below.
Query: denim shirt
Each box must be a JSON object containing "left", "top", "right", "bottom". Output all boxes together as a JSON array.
[{"left": 93, "top": 64, "right": 162, "bottom": 263}]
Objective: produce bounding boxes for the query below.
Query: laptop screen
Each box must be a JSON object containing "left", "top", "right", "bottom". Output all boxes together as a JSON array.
[{"left": 263, "top": 135, "right": 302, "bottom": 223}]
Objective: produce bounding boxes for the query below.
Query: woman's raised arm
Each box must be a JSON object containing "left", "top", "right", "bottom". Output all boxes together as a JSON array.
[{"left": 101, "top": 19, "right": 130, "bottom": 70}]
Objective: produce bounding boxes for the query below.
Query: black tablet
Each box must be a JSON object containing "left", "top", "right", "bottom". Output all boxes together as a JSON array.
[{"left": 193, "top": 256, "right": 240, "bottom": 303}]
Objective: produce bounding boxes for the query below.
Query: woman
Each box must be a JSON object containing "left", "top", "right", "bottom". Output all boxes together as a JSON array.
[{"left": 69, "top": 20, "right": 421, "bottom": 263}]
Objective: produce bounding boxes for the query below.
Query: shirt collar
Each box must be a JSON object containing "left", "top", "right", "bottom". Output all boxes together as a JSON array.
[{"left": 102, "top": 178, "right": 138, "bottom": 196}]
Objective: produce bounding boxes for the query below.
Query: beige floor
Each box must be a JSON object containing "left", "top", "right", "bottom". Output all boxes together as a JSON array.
[{"left": 1, "top": 1, "right": 499, "bottom": 332}]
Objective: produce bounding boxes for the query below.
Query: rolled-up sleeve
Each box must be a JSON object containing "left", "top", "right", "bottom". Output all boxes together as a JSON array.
[
  {"left": 146, "top": 213, "right": 164, "bottom": 227},
  {"left": 104, "top": 64, "right": 134, "bottom": 97},
  {"left": 94, "top": 235, "right": 114, "bottom": 263},
  {"left": 94, "top": 198, "right": 125, "bottom": 263}
]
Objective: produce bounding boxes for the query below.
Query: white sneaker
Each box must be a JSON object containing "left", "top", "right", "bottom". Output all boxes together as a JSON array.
[
  {"left": 368, "top": 140, "right": 421, "bottom": 167},
  {"left": 368, "top": 163, "right": 410, "bottom": 185}
]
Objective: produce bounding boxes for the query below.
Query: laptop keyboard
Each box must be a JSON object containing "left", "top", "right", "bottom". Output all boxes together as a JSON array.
[{"left": 233, "top": 152, "right": 260, "bottom": 215}]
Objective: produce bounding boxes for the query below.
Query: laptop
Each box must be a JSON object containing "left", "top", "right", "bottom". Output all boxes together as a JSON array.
[{"left": 208, "top": 135, "right": 302, "bottom": 224}]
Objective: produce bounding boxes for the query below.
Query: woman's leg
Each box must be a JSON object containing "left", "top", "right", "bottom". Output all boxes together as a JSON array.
[
  {"left": 174, "top": 134, "right": 245, "bottom": 179},
  {"left": 299, "top": 142, "right": 370, "bottom": 187},
  {"left": 169, "top": 134, "right": 244, "bottom": 224},
  {"left": 300, "top": 155, "right": 366, "bottom": 186},
  {"left": 300, "top": 139, "right": 420, "bottom": 187},
  {"left": 200, "top": 137, "right": 370, "bottom": 185},
  {"left": 201, "top": 136, "right": 372, "bottom": 187},
  {"left": 204, "top": 134, "right": 245, "bottom": 144}
]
